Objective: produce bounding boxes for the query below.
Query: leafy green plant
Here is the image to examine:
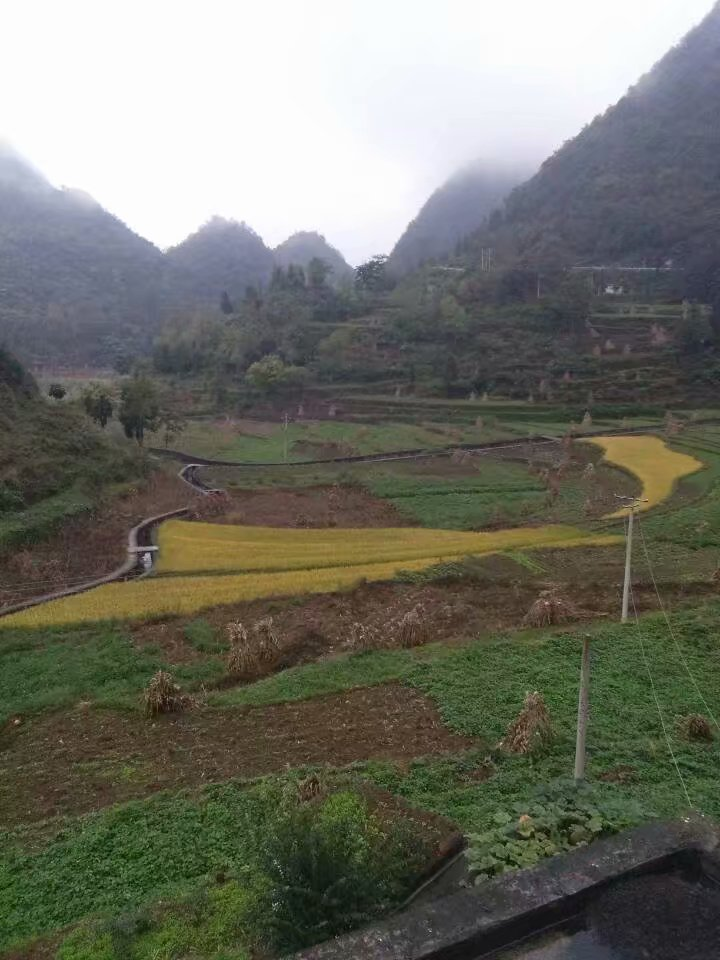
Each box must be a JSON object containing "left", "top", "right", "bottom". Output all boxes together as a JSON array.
[
  {"left": 466, "top": 781, "right": 640, "bottom": 881},
  {"left": 247, "top": 789, "right": 427, "bottom": 953}
]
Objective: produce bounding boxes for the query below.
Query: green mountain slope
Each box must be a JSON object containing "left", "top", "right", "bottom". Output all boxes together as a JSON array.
[
  {"left": 0, "top": 144, "right": 164, "bottom": 364},
  {"left": 274, "top": 231, "right": 353, "bottom": 282},
  {"left": 389, "top": 163, "right": 525, "bottom": 274},
  {"left": 163, "top": 217, "right": 275, "bottom": 308},
  {"left": 0, "top": 349, "right": 141, "bottom": 549},
  {"left": 483, "top": 3, "right": 720, "bottom": 267}
]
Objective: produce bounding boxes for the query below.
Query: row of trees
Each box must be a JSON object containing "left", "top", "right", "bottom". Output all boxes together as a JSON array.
[
  {"left": 150, "top": 254, "right": 398, "bottom": 391},
  {"left": 79, "top": 377, "right": 186, "bottom": 446}
]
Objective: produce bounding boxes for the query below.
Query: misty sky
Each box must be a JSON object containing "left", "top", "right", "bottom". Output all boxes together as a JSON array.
[{"left": 1, "top": 0, "right": 714, "bottom": 264}]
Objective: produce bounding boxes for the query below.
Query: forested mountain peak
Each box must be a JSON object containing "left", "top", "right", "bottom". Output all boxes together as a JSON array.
[
  {"left": 274, "top": 231, "right": 353, "bottom": 281},
  {"left": 483, "top": 2, "right": 720, "bottom": 267},
  {"left": 163, "top": 217, "right": 275, "bottom": 306},
  {"left": 389, "top": 162, "right": 527, "bottom": 275},
  {"left": 0, "top": 146, "right": 164, "bottom": 364}
]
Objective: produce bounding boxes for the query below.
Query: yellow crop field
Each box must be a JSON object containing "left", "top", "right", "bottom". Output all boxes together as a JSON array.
[
  {"left": 2, "top": 524, "right": 620, "bottom": 628},
  {"left": 156, "top": 519, "right": 616, "bottom": 575},
  {"left": 582, "top": 435, "right": 703, "bottom": 518}
]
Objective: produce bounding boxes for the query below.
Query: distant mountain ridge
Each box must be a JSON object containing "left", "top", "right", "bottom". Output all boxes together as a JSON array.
[
  {"left": 163, "top": 217, "right": 275, "bottom": 307},
  {"left": 0, "top": 144, "right": 164, "bottom": 364},
  {"left": 478, "top": 2, "right": 720, "bottom": 268},
  {"left": 0, "top": 149, "right": 355, "bottom": 363},
  {"left": 274, "top": 231, "right": 353, "bottom": 282},
  {"left": 389, "top": 163, "right": 527, "bottom": 274}
]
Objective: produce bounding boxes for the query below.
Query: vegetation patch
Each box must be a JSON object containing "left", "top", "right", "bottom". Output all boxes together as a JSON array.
[
  {"left": 465, "top": 781, "right": 640, "bottom": 880},
  {"left": 154, "top": 519, "right": 619, "bottom": 577},
  {"left": 1, "top": 526, "right": 619, "bottom": 627},
  {"left": 0, "top": 622, "right": 221, "bottom": 724},
  {"left": 2, "top": 780, "right": 432, "bottom": 956}
]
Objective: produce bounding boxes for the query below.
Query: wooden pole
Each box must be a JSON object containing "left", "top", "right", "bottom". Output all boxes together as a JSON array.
[
  {"left": 574, "top": 634, "right": 591, "bottom": 782},
  {"left": 621, "top": 505, "right": 634, "bottom": 623}
]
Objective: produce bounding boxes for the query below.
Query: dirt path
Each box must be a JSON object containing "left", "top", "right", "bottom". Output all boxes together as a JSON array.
[{"left": 0, "top": 684, "right": 476, "bottom": 826}]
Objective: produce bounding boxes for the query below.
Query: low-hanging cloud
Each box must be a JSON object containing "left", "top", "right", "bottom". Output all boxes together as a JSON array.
[{"left": 0, "top": 0, "right": 713, "bottom": 264}]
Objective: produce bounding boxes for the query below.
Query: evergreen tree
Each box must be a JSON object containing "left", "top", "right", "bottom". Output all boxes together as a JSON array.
[{"left": 220, "top": 290, "right": 234, "bottom": 315}]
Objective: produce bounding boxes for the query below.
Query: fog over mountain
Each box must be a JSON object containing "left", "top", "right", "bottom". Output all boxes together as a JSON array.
[
  {"left": 1, "top": 1, "right": 712, "bottom": 263},
  {"left": 473, "top": 0, "right": 720, "bottom": 268},
  {"left": 389, "top": 163, "right": 529, "bottom": 274}
]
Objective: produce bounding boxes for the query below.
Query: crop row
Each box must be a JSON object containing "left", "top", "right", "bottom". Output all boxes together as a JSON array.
[
  {"left": 2, "top": 532, "right": 620, "bottom": 628},
  {"left": 155, "top": 520, "right": 616, "bottom": 575}
]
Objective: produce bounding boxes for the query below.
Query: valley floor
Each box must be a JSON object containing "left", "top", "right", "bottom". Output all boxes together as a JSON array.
[{"left": 2, "top": 418, "right": 720, "bottom": 959}]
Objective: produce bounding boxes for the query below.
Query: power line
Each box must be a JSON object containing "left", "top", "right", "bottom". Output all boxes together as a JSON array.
[
  {"left": 635, "top": 515, "right": 720, "bottom": 733},
  {"left": 0, "top": 572, "right": 110, "bottom": 591},
  {"left": 629, "top": 581, "right": 693, "bottom": 808}
]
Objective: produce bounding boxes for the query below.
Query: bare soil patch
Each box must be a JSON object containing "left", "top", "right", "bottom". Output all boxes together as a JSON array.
[
  {"left": 132, "top": 545, "right": 718, "bottom": 673},
  {"left": 0, "top": 684, "right": 475, "bottom": 826},
  {"left": 0, "top": 471, "right": 193, "bottom": 608},
  {"left": 216, "top": 484, "right": 411, "bottom": 528}
]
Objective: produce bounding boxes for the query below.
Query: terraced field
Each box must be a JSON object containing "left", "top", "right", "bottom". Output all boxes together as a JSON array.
[
  {"left": 5, "top": 424, "right": 720, "bottom": 960},
  {"left": 2, "top": 521, "right": 620, "bottom": 626},
  {"left": 582, "top": 435, "right": 703, "bottom": 517},
  {"left": 2, "top": 433, "right": 700, "bottom": 629}
]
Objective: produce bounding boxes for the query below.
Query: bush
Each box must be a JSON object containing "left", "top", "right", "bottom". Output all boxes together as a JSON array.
[
  {"left": 466, "top": 781, "right": 640, "bottom": 882},
  {"left": 247, "top": 790, "right": 427, "bottom": 953}
]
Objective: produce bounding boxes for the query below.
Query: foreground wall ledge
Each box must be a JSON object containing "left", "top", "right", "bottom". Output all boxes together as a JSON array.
[{"left": 292, "top": 817, "right": 720, "bottom": 960}]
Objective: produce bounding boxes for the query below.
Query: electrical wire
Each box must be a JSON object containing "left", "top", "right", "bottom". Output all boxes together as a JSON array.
[
  {"left": 636, "top": 514, "right": 720, "bottom": 733},
  {"left": 629, "top": 579, "right": 693, "bottom": 808},
  {"left": 0, "top": 573, "right": 105, "bottom": 590}
]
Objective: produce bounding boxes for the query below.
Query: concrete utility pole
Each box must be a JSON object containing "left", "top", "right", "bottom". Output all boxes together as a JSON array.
[
  {"left": 616, "top": 495, "right": 648, "bottom": 623},
  {"left": 282, "top": 412, "right": 289, "bottom": 463},
  {"left": 621, "top": 504, "right": 635, "bottom": 623},
  {"left": 574, "top": 634, "right": 591, "bottom": 782}
]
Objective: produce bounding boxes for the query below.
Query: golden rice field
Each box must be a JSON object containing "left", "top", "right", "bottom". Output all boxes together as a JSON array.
[
  {"left": 582, "top": 435, "right": 703, "bottom": 518},
  {"left": 155, "top": 519, "right": 616, "bottom": 575},
  {"left": 2, "top": 524, "right": 620, "bottom": 627}
]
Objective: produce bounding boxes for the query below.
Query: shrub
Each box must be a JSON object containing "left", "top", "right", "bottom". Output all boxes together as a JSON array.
[
  {"left": 466, "top": 781, "right": 639, "bottom": 882},
  {"left": 248, "top": 790, "right": 427, "bottom": 953}
]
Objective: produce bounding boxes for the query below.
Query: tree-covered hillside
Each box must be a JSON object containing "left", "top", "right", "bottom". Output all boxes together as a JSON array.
[
  {"left": 0, "top": 349, "right": 141, "bottom": 548},
  {"left": 163, "top": 217, "right": 275, "bottom": 310},
  {"left": 274, "top": 231, "right": 353, "bottom": 283},
  {"left": 477, "top": 2, "right": 720, "bottom": 268},
  {"left": 390, "top": 163, "right": 525, "bottom": 275},
  {"left": 0, "top": 145, "right": 164, "bottom": 365}
]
